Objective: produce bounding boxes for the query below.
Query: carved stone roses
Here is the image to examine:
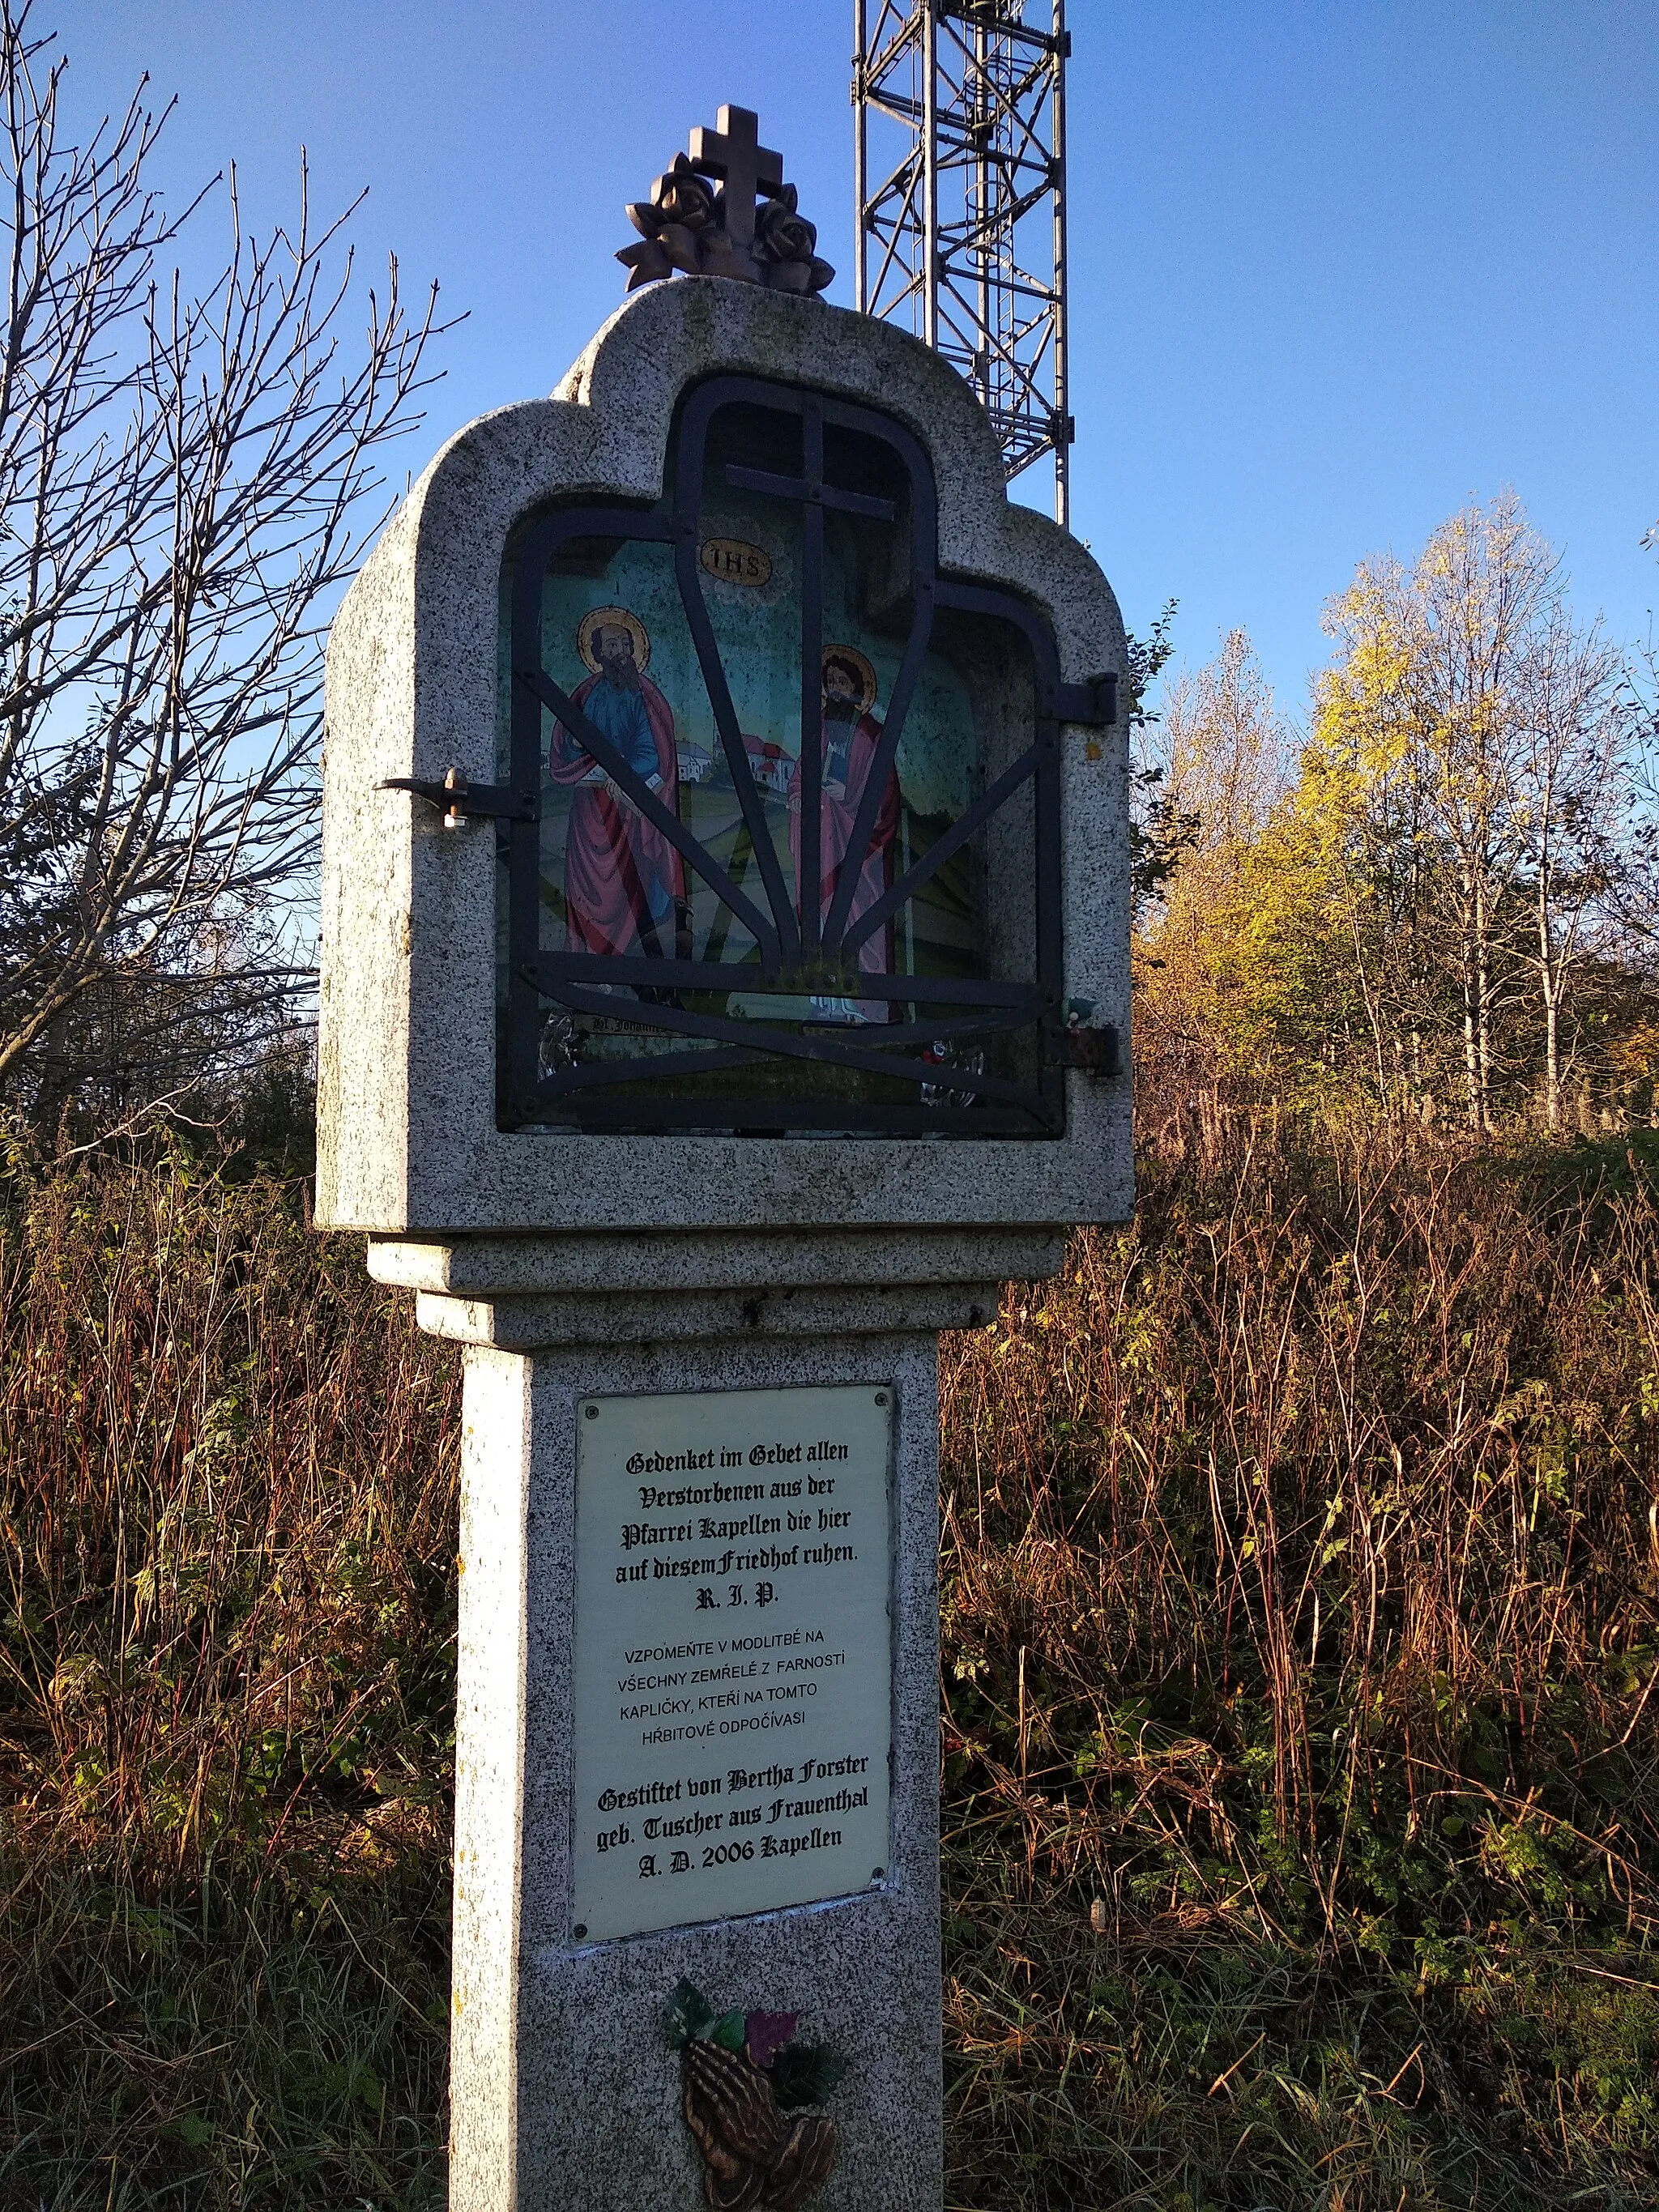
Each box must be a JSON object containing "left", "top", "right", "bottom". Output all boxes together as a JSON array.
[{"left": 618, "top": 150, "right": 834, "bottom": 298}]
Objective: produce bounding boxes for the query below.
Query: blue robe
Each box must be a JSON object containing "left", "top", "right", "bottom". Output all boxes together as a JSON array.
[{"left": 578, "top": 676, "right": 663, "bottom": 790}]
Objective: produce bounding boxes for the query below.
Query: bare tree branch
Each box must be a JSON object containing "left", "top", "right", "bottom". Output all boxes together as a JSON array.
[{"left": 0, "top": 0, "right": 457, "bottom": 1128}]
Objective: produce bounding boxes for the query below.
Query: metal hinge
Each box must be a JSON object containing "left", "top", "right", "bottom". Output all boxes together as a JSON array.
[
  {"left": 380, "top": 767, "right": 539, "bottom": 826},
  {"left": 1052, "top": 671, "right": 1118, "bottom": 727},
  {"left": 1047, "top": 997, "right": 1120, "bottom": 1076}
]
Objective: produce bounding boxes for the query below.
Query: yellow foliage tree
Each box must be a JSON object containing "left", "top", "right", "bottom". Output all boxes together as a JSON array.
[
  {"left": 1138, "top": 503, "right": 1634, "bottom": 1133},
  {"left": 1137, "top": 633, "right": 1363, "bottom": 1107},
  {"left": 1309, "top": 495, "right": 1625, "bottom": 1130}
]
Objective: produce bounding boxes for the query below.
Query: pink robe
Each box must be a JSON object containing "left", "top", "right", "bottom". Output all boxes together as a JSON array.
[
  {"left": 789, "top": 710, "right": 900, "bottom": 978},
  {"left": 548, "top": 671, "right": 684, "bottom": 959}
]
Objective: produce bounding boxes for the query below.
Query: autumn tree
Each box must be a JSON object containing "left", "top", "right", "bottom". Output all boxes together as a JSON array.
[
  {"left": 1135, "top": 630, "right": 1364, "bottom": 1109},
  {"left": 1509, "top": 602, "right": 1625, "bottom": 1127},
  {"left": 1137, "top": 630, "right": 1286, "bottom": 1028},
  {"left": 1133, "top": 507, "right": 1643, "bottom": 1135},
  {"left": 1311, "top": 495, "right": 1628, "bottom": 1132}
]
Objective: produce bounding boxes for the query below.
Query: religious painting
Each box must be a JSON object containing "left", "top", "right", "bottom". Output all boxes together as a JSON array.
[
  {"left": 793, "top": 645, "right": 895, "bottom": 1021},
  {"left": 548, "top": 607, "right": 684, "bottom": 961},
  {"left": 495, "top": 378, "right": 1068, "bottom": 1136}
]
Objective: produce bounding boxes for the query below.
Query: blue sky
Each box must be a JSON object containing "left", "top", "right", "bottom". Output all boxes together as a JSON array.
[{"left": 54, "top": 1, "right": 1659, "bottom": 722}]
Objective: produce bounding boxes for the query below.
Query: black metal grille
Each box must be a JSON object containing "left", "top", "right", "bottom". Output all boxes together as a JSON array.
[{"left": 497, "top": 374, "right": 1074, "bottom": 1136}]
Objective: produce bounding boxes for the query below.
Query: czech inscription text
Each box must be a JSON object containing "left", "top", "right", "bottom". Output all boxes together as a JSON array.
[{"left": 572, "top": 1385, "right": 892, "bottom": 1942}]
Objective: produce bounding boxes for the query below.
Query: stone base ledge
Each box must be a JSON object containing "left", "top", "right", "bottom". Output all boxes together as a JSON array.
[
  {"left": 415, "top": 1279, "right": 1008, "bottom": 1349},
  {"left": 369, "top": 1225, "right": 1065, "bottom": 1300}
]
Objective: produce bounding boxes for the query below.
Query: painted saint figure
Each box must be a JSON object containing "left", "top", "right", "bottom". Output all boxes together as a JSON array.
[
  {"left": 548, "top": 607, "right": 684, "bottom": 960},
  {"left": 790, "top": 646, "right": 901, "bottom": 1020}
]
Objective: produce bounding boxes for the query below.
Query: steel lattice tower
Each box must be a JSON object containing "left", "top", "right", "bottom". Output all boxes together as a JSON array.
[{"left": 854, "top": 1, "right": 1072, "bottom": 527}]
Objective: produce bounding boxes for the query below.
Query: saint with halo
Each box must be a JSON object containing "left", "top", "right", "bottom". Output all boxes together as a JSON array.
[{"left": 548, "top": 605, "right": 684, "bottom": 961}]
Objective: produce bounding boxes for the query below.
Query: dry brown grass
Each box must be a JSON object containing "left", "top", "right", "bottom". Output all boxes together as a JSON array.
[
  {"left": 0, "top": 1146, "right": 461, "bottom": 2207},
  {"left": 5, "top": 1118, "right": 1659, "bottom": 2207},
  {"left": 936, "top": 1119, "right": 1659, "bottom": 2207}
]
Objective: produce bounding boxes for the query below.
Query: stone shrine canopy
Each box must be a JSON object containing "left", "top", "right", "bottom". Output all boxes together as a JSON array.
[
  {"left": 319, "top": 179, "right": 1127, "bottom": 1235},
  {"left": 617, "top": 104, "right": 835, "bottom": 297}
]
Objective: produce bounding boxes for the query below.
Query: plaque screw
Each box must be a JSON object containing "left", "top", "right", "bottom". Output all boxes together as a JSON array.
[
  {"left": 573, "top": 1923, "right": 588, "bottom": 1939},
  {"left": 874, "top": 1392, "right": 888, "bottom": 1406},
  {"left": 871, "top": 1867, "right": 885, "bottom": 1881},
  {"left": 584, "top": 1404, "right": 599, "bottom": 1419}
]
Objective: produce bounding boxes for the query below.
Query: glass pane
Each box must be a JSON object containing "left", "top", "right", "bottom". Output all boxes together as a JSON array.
[{"left": 497, "top": 385, "right": 1053, "bottom": 1134}]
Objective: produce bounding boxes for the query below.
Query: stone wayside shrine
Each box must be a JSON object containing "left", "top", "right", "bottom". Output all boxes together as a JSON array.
[{"left": 318, "top": 105, "right": 1130, "bottom": 2212}]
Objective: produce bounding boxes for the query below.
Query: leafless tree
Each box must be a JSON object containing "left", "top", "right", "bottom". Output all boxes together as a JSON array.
[
  {"left": 0, "top": 1, "right": 448, "bottom": 1128},
  {"left": 1509, "top": 600, "right": 1626, "bottom": 1131}
]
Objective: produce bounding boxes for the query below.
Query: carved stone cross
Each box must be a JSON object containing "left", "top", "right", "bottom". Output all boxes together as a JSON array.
[
  {"left": 688, "top": 105, "right": 783, "bottom": 255},
  {"left": 617, "top": 106, "right": 833, "bottom": 299}
]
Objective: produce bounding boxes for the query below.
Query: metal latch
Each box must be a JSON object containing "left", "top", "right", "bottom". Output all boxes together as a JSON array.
[
  {"left": 1048, "top": 995, "right": 1120, "bottom": 1075},
  {"left": 380, "top": 766, "right": 539, "bottom": 826},
  {"left": 1051, "top": 671, "right": 1118, "bottom": 727}
]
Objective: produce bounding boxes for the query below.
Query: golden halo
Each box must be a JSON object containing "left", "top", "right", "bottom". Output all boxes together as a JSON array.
[
  {"left": 578, "top": 604, "right": 651, "bottom": 676},
  {"left": 822, "top": 643, "right": 878, "bottom": 718}
]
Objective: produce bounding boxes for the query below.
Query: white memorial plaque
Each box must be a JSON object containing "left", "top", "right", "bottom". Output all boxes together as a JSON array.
[{"left": 571, "top": 1384, "right": 893, "bottom": 1941}]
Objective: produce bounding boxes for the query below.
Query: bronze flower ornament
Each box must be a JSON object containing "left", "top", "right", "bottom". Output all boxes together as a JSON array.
[
  {"left": 621, "top": 156, "right": 716, "bottom": 285},
  {"left": 616, "top": 107, "right": 834, "bottom": 299},
  {"left": 753, "top": 187, "right": 823, "bottom": 295}
]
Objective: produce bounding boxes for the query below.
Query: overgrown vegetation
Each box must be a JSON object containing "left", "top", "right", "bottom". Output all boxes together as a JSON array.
[
  {"left": 6, "top": 1119, "right": 1659, "bottom": 2207},
  {"left": 938, "top": 1119, "right": 1659, "bottom": 2209},
  {"left": 0, "top": 1144, "right": 459, "bottom": 2208}
]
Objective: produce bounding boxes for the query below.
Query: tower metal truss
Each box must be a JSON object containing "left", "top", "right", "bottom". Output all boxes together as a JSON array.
[{"left": 854, "top": 1, "right": 1073, "bottom": 527}]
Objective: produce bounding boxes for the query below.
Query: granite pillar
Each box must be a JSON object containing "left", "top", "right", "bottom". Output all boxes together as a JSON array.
[{"left": 380, "top": 1234, "right": 1047, "bottom": 2210}]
